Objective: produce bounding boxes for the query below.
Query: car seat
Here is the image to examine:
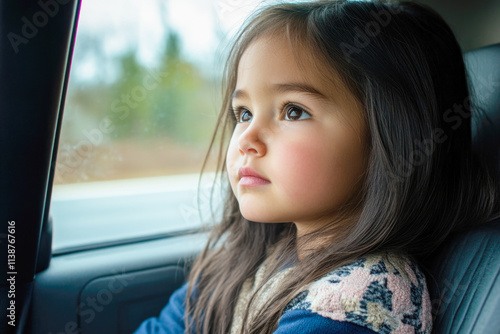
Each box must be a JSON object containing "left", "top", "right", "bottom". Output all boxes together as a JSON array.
[{"left": 427, "top": 43, "right": 500, "bottom": 334}]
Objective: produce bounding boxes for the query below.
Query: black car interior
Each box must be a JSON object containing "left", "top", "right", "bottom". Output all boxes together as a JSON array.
[
  {"left": 0, "top": 0, "right": 499, "bottom": 333},
  {"left": 1, "top": 1, "right": 80, "bottom": 333},
  {"left": 427, "top": 43, "right": 500, "bottom": 334}
]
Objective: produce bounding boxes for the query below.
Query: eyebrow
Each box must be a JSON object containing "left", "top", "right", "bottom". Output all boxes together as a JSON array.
[{"left": 231, "top": 82, "right": 329, "bottom": 102}]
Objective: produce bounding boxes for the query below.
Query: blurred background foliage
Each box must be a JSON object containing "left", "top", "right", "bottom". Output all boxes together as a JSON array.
[
  {"left": 56, "top": 27, "right": 220, "bottom": 184},
  {"left": 108, "top": 32, "right": 215, "bottom": 142}
]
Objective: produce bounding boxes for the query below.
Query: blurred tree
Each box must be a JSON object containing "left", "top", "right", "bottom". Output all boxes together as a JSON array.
[{"left": 108, "top": 30, "right": 217, "bottom": 145}]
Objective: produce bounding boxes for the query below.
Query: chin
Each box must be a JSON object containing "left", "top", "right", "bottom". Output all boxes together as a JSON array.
[
  {"left": 240, "top": 210, "right": 285, "bottom": 224},
  {"left": 241, "top": 213, "right": 268, "bottom": 223}
]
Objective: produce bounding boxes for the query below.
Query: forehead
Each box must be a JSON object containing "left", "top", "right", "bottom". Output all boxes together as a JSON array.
[
  {"left": 236, "top": 35, "right": 333, "bottom": 92},
  {"left": 235, "top": 35, "right": 363, "bottom": 115}
]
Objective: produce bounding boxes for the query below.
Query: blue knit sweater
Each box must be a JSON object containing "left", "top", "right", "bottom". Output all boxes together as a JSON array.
[{"left": 134, "top": 253, "right": 431, "bottom": 333}]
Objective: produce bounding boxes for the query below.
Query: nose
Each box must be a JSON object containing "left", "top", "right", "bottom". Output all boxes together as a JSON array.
[{"left": 237, "top": 121, "right": 267, "bottom": 157}]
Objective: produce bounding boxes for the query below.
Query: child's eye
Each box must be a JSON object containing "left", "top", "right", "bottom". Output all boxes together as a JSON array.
[
  {"left": 233, "top": 108, "right": 253, "bottom": 123},
  {"left": 283, "top": 105, "right": 311, "bottom": 121}
]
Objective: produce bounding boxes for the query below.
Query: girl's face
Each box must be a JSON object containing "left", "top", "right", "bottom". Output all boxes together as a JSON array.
[{"left": 226, "top": 35, "right": 368, "bottom": 237}]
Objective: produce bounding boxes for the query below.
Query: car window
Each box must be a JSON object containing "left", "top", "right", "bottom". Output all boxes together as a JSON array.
[{"left": 50, "top": 0, "right": 267, "bottom": 253}]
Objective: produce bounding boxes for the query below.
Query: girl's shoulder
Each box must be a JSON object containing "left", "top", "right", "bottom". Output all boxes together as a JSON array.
[{"left": 283, "top": 252, "right": 432, "bottom": 334}]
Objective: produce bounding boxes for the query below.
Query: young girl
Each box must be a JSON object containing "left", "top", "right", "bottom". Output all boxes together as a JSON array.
[{"left": 135, "top": 1, "right": 499, "bottom": 333}]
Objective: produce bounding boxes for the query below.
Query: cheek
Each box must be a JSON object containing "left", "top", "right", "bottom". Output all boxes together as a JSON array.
[
  {"left": 273, "top": 139, "right": 328, "bottom": 199},
  {"left": 273, "top": 135, "right": 365, "bottom": 208}
]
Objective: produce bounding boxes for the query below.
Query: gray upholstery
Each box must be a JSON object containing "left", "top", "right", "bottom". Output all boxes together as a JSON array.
[
  {"left": 428, "top": 44, "right": 500, "bottom": 334},
  {"left": 428, "top": 218, "right": 500, "bottom": 333},
  {"left": 468, "top": 44, "right": 500, "bottom": 170}
]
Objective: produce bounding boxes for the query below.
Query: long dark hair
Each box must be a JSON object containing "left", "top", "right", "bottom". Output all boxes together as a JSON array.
[{"left": 184, "top": 1, "right": 500, "bottom": 333}]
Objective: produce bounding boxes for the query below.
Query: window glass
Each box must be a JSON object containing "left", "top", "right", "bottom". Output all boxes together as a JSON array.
[{"left": 51, "top": 0, "right": 270, "bottom": 253}]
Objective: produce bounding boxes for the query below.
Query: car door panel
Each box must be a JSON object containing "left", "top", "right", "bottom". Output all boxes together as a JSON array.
[{"left": 29, "top": 232, "right": 206, "bottom": 333}]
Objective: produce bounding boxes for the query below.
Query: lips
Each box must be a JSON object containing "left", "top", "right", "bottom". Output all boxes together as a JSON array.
[{"left": 238, "top": 167, "right": 270, "bottom": 187}]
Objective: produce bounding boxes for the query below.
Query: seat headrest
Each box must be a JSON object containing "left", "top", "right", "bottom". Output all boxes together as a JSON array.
[
  {"left": 425, "top": 45, "right": 500, "bottom": 334},
  {"left": 465, "top": 44, "right": 500, "bottom": 169}
]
